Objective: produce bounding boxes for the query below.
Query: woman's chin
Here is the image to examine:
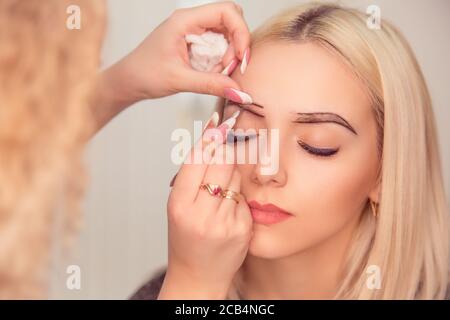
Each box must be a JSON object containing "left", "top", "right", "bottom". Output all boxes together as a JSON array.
[{"left": 247, "top": 223, "right": 299, "bottom": 259}]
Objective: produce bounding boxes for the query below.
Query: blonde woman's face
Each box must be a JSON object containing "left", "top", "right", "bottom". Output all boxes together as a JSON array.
[{"left": 222, "top": 42, "right": 381, "bottom": 258}]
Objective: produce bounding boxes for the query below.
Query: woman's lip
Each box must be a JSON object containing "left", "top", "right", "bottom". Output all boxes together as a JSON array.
[
  {"left": 247, "top": 200, "right": 293, "bottom": 225},
  {"left": 247, "top": 200, "right": 292, "bottom": 214}
]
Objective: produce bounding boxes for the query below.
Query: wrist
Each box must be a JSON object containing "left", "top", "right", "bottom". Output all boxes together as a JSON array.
[
  {"left": 100, "top": 58, "right": 141, "bottom": 109},
  {"left": 92, "top": 58, "right": 143, "bottom": 129},
  {"left": 158, "top": 268, "right": 230, "bottom": 300}
]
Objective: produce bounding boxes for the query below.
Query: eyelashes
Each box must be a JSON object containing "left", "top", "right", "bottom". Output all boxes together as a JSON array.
[
  {"left": 297, "top": 140, "right": 339, "bottom": 157},
  {"left": 226, "top": 132, "right": 257, "bottom": 144},
  {"left": 225, "top": 133, "right": 339, "bottom": 158},
  {"left": 228, "top": 102, "right": 264, "bottom": 117},
  {"left": 224, "top": 105, "right": 339, "bottom": 158}
]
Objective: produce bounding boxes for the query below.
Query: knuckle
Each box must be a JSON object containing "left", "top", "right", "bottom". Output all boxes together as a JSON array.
[
  {"left": 226, "top": 3, "right": 237, "bottom": 15},
  {"left": 217, "top": 1, "right": 235, "bottom": 15},
  {"left": 168, "top": 201, "right": 184, "bottom": 221},
  {"left": 236, "top": 4, "right": 244, "bottom": 15},
  {"left": 231, "top": 2, "right": 243, "bottom": 15},
  {"left": 223, "top": 1, "right": 236, "bottom": 10},
  {"left": 167, "top": 195, "right": 178, "bottom": 213},
  {"left": 169, "top": 8, "right": 185, "bottom": 19},
  {"left": 167, "top": 189, "right": 182, "bottom": 209}
]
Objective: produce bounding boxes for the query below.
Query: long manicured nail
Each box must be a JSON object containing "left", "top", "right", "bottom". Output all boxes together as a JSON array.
[
  {"left": 221, "top": 58, "right": 238, "bottom": 75},
  {"left": 215, "top": 110, "right": 240, "bottom": 143},
  {"left": 224, "top": 88, "right": 252, "bottom": 104},
  {"left": 203, "top": 111, "right": 219, "bottom": 131},
  {"left": 240, "top": 48, "right": 250, "bottom": 74},
  {"left": 172, "top": 113, "right": 219, "bottom": 186}
]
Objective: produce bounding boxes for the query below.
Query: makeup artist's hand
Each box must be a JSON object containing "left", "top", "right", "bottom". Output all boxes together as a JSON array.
[
  {"left": 94, "top": 1, "right": 250, "bottom": 131},
  {"left": 124, "top": 1, "right": 250, "bottom": 98},
  {"left": 158, "top": 112, "right": 253, "bottom": 300}
]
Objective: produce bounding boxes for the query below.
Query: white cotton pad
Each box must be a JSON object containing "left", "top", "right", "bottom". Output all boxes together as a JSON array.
[{"left": 185, "top": 31, "right": 228, "bottom": 72}]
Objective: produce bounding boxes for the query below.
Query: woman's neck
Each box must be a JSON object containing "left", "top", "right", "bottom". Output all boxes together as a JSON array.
[{"left": 236, "top": 215, "right": 359, "bottom": 299}]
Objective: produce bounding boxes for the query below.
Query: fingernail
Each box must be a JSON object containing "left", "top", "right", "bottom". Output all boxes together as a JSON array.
[
  {"left": 240, "top": 48, "right": 250, "bottom": 74},
  {"left": 215, "top": 110, "right": 240, "bottom": 143},
  {"left": 169, "top": 173, "right": 178, "bottom": 187},
  {"left": 221, "top": 58, "right": 238, "bottom": 76},
  {"left": 224, "top": 88, "right": 253, "bottom": 104},
  {"left": 203, "top": 111, "right": 219, "bottom": 131}
]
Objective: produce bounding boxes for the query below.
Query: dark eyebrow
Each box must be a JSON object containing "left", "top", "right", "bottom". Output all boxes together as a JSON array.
[
  {"left": 294, "top": 112, "right": 357, "bottom": 135},
  {"left": 225, "top": 100, "right": 264, "bottom": 117},
  {"left": 226, "top": 100, "right": 357, "bottom": 135}
]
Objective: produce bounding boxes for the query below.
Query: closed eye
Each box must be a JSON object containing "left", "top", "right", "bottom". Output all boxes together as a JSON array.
[{"left": 297, "top": 140, "right": 339, "bottom": 157}]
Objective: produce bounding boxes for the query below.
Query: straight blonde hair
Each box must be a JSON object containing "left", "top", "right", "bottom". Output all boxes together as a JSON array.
[{"left": 221, "top": 3, "right": 449, "bottom": 299}]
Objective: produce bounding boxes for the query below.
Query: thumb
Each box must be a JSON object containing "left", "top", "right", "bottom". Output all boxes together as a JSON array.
[{"left": 176, "top": 68, "right": 241, "bottom": 98}]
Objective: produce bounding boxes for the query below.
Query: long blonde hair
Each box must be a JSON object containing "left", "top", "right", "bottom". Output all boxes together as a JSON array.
[
  {"left": 223, "top": 3, "right": 449, "bottom": 299},
  {"left": 0, "top": 0, "right": 105, "bottom": 298}
]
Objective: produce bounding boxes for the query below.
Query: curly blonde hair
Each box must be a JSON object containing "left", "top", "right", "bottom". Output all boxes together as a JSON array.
[{"left": 0, "top": 0, "right": 105, "bottom": 298}]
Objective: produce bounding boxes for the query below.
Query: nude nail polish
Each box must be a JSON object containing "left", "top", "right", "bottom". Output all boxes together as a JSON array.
[{"left": 223, "top": 88, "right": 253, "bottom": 104}]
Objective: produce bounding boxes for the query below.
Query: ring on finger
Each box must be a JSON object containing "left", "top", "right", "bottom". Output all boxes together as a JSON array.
[
  {"left": 199, "top": 183, "right": 223, "bottom": 197},
  {"left": 221, "top": 189, "right": 242, "bottom": 204}
]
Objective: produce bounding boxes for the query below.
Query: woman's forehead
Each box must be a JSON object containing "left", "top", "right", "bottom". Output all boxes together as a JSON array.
[{"left": 230, "top": 41, "right": 372, "bottom": 127}]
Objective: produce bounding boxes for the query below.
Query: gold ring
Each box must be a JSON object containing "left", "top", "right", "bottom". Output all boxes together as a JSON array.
[
  {"left": 199, "top": 183, "right": 243, "bottom": 203},
  {"left": 221, "top": 189, "right": 242, "bottom": 204},
  {"left": 199, "top": 183, "right": 223, "bottom": 197}
]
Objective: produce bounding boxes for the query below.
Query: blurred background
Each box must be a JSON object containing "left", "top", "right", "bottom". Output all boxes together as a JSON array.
[{"left": 49, "top": 0, "right": 450, "bottom": 299}]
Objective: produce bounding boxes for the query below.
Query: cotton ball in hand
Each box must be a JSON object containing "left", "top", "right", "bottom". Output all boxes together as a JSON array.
[{"left": 185, "top": 31, "right": 228, "bottom": 72}]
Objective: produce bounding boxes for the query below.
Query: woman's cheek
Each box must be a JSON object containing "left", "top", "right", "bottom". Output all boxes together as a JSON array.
[
  {"left": 294, "top": 167, "right": 356, "bottom": 225},
  {"left": 294, "top": 149, "right": 374, "bottom": 220},
  {"left": 294, "top": 150, "right": 376, "bottom": 234},
  {"left": 250, "top": 153, "right": 372, "bottom": 257},
  {"left": 235, "top": 140, "right": 378, "bottom": 258}
]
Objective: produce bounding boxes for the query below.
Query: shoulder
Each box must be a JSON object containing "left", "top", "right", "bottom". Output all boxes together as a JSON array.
[{"left": 129, "top": 267, "right": 167, "bottom": 300}]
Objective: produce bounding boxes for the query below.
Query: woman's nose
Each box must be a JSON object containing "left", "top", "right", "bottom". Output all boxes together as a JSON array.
[
  {"left": 251, "top": 160, "right": 287, "bottom": 187},
  {"left": 250, "top": 131, "right": 287, "bottom": 187}
]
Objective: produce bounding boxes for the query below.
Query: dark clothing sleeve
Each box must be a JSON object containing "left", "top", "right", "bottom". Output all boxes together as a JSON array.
[
  {"left": 130, "top": 266, "right": 450, "bottom": 300},
  {"left": 129, "top": 267, "right": 167, "bottom": 300}
]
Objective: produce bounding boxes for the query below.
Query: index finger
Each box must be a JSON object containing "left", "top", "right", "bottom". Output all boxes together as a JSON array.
[{"left": 170, "top": 114, "right": 221, "bottom": 201}]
